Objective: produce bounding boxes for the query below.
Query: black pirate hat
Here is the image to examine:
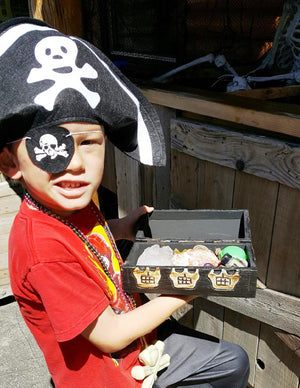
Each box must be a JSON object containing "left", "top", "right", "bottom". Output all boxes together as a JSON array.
[{"left": 0, "top": 17, "right": 166, "bottom": 172}]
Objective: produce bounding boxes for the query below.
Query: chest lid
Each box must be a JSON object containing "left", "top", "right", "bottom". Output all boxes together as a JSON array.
[{"left": 136, "top": 209, "right": 250, "bottom": 243}]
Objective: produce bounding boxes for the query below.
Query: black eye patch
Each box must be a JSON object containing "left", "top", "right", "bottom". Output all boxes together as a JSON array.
[{"left": 25, "top": 126, "right": 74, "bottom": 173}]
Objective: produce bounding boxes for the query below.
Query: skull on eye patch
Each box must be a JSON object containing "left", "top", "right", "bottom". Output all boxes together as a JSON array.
[{"left": 26, "top": 126, "right": 74, "bottom": 173}]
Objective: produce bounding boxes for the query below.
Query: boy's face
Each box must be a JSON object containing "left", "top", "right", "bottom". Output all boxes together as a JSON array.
[{"left": 11, "top": 122, "right": 105, "bottom": 216}]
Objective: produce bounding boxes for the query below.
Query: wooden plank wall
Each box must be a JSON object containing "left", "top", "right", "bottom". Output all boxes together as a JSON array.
[
  {"left": 110, "top": 94, "right": 300, "bottom": 387},
  {"left": 165, "top": 114, "right": 300, "bottom": 388},
  {"left": 30, "top": 0, "right": 83, "bottom": 37}
]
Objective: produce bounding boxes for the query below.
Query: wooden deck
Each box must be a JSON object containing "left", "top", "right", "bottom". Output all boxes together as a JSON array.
[{"left": 0, "top": 179, "right": 21, "bottom": 289}]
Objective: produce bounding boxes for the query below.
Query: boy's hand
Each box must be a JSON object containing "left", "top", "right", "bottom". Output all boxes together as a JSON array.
[
  {"left": 122, "top": 205, "right": 154, "bottom": 241},
  {"left": 107, "top": 205, "right": 154, "bottom": 241}
]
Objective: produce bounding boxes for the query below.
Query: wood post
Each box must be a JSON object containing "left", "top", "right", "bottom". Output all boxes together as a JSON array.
[{"left": 30, "top": 0, "right": 83, "bottom": 37}]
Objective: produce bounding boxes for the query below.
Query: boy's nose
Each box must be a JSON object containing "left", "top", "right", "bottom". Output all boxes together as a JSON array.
[{"left": 66, "top": 147, "right": 84, "bottom": 172}]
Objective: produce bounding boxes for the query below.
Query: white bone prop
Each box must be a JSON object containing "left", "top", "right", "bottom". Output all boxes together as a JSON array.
[
  {"left": 152, "top": 53, "right": 215, "bottom": 83},
  {"left": 131, "top": 340, "right": 170, "bottom": 388}
]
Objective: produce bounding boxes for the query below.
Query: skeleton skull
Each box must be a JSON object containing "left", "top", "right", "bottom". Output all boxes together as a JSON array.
[{"left": 39, "top": 134, "right": 59, "bottom": 158}]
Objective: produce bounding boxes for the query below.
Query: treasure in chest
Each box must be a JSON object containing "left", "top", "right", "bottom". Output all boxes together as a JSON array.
[{"left": 122, "top": 210, "right": 257, "bottom": 297}]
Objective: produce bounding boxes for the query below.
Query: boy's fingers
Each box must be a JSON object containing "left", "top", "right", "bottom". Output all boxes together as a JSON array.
[
  {"left": 130, "top": 206, "right": 153, "bottom": 220},
  {"left": 142, "top": 205, "right": 154, "bottom": 214}
]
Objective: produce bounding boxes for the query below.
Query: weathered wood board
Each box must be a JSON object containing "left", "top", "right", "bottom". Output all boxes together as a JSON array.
[
  {"left": 171, "top": 118, "right": 300, "bottom": 190},
  {"left": 267, "top": 185, "right": 300, "bottom": 297},
  {"left": 254, "top": 324, "right": 300, "bottom": 388},
  {"left": 114, "top": 148, "right": 140, "bottom": 217},
  {"left": 193, "top": 298, "right": 224, "bottom": 339},
  {"left": 142, "top": 88, "right": 300, "bottom": 139},
  {"left": 223, "top": 308, "right": 260, "bottom": 387},
  {"left": 233, "top": 172, "right": 278, "bottom": 285},
  {"left": 204, "top": 287, "right": 300, "bottom": 336},
  {"left": 171, "top": 150, "right": 202, "bottom": 209},
  {"left": 198, "top": 161, "right": 235, "bottom": 209}
]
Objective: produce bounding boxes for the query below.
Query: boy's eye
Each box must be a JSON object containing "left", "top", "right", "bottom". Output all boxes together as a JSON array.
[
  {"left": 80, "top": 136, "right": 104, "bottom": 146},
  {"left": 81, "top": 139, "right": 94, "bottom": 145},
  {"left": 69, "top": 129, "right": 105, "bottom": 146}
]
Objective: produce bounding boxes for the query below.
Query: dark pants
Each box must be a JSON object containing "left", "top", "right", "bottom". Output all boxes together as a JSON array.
[{"left": 154, "top": 320, "right": 250, "bottom": 388}]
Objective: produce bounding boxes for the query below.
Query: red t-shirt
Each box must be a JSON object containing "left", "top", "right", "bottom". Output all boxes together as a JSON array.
[{"left": 9, "top": 200, "right": 147, "bottom": 387}]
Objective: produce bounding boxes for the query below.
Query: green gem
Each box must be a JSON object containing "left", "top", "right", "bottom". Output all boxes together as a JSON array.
[{"left": 220, "top": 246, "right": 247, "bottom": 261}]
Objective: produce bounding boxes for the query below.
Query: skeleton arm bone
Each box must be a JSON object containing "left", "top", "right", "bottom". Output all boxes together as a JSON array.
[
  {"left": 214, "top": 55, "right": 239, "bottom": 77},
  {"left": 247, "top": 70, "right": 300, "bottom": 84},
  {"left": 152, "top": 54, "right": 215, "bottom": 83}
]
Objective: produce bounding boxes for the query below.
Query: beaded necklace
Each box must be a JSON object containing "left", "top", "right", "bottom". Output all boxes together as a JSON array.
[{"left": 24, "top": 191, "right": 136, "bottom": 311}]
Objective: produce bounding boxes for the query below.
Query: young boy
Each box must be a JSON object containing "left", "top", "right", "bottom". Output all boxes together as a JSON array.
[{"left": 0, "top": 18, "right": 250, "bottom": 387}]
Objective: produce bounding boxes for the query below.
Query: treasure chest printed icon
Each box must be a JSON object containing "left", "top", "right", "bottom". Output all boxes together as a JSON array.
[
  {"left": 208, "top": 268, "right": 240, "bottom": 290},
  {"left": 133, "top": 267, "right": 161, "bottom": 288},
  {"left": 169, "top": 268, "right": 199, "bottom": 289}
]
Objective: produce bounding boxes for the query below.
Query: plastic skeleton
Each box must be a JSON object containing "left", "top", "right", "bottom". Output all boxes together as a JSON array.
[
  {"left": 131, "top": 341, "right": 170, "bottom": 388},
  {"left": 152, "top": 53, "right": 242, "bottom": 86},
  {"left": 153, "top": 1, "right": 300, "bottom": 91},
  {"left": 245, "top": 0, "right": 300, "bottom": 88}
]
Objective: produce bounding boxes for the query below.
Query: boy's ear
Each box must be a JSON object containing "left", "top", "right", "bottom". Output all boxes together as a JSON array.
[{"left": 0, "top": 147, "right": 22, "bottom": 180}]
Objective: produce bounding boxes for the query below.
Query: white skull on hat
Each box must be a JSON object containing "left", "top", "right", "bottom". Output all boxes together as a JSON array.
[{"left": 27, "top": 36, "right": 100, "bottom": 111}]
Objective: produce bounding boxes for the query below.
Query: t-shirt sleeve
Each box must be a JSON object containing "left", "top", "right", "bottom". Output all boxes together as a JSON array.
[{"left": 28, "top": 261, "right": 109, "bottom": 342}]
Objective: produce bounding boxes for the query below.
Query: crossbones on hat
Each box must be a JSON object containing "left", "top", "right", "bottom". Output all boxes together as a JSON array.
[{"left": 0, "top": 17, "right": 166, "bottom": 172}]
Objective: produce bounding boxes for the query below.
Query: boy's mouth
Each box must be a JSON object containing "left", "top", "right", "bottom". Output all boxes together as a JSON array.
[{"left": 56, "top": 181, "right": 86, "bottom": 189}]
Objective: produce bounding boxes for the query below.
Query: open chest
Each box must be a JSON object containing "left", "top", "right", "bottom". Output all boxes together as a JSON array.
[{"left": 122, "top": 209, "right": 257, "bottom": 297}]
